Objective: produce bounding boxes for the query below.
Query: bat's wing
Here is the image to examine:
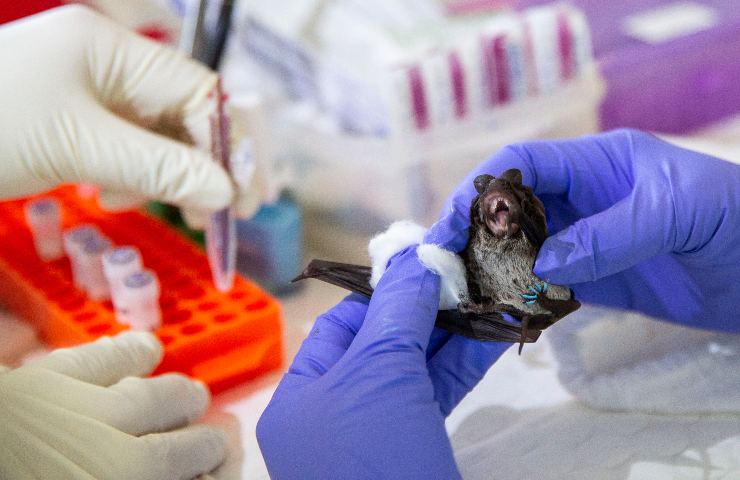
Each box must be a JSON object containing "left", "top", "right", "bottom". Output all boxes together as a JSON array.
[
  {"left": 293, "top": 259, "right": 374, "bottom": 297},
  {"left": 435, "top": 309, "right": 540, "bottom": 344},
  {"left": 295, "top": 259, "right": 541, "bottom": 344}
]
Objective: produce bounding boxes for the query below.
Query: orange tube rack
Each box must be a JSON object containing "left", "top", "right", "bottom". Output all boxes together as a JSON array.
[{"left": 0, "top": 186, "right": 283, "bottom": 393}]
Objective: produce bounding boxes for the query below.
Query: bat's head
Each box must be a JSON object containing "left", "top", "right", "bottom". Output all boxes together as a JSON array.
[{"left": 472, "top": 169, "right": 547, "bottom": 248}]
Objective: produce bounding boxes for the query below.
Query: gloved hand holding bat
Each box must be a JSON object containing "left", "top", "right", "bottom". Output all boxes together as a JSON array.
[
  {"left": 259, "top": 129, "right": 740, "bottom": 479},
  {"left": 427, "top": 128, "right": 740, "bottom": 333}
]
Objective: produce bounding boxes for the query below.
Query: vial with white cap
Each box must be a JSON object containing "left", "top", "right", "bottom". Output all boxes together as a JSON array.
[
  {"left": 118, "top": 270, "right": 161, "bottom": 331},
  {"left": 63, "top": 225, "right": 102, "bottom": 290},
  {"left": 25, "top": 198, "right": 64, "bottom": 261},
  {"left": 102, "top": 246, "right": 143, "bottom": 322},
  {"left": 77, "top": 235, "right": 112, "bottom": 301}
]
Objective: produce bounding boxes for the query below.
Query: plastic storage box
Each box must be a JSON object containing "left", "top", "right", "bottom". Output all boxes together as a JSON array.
[
  {"left": 230, "top": 2, "right": 604, "bottom": 229},
  {"left": 515, "top": 0, "right": 740, "bottom": 133},
  {"left": 278, "top": 67, "right": 603, "bottom": 230}
]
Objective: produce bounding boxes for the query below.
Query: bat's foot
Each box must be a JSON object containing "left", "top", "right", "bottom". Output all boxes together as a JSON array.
[{"left": 520, "top": 282, "right": 548, "bottom": 305}]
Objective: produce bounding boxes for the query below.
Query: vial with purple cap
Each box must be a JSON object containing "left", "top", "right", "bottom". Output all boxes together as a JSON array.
[
  {"left": 102, "top": 246, "right": 143, "bottom": 311},
  {"left": 25, "top": 198, "right": 64, "bottom": 261},
  {"left": 63, "top": 224, "right": 102, "bottom": 290},
  {"left": 118, "top": 270, "right": 161, "bottom": 331},
  {"left": 77, "top": 235, "right": 112, "bottom": 301}
]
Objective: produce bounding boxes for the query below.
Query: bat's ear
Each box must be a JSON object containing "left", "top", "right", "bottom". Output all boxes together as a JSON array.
[
  {"left": 501, "top": 168, "right": 523, "bottom": 184},
  {"left": 473, "top": 174, "right": 494, "bottom": 194}
]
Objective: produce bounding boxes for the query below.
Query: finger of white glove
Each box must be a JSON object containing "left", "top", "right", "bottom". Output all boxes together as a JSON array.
[
  {"left": 181, "top": 207, "right": 209, "bottom": 230},
  {"left": 83, "top": 6, "right": 217, "bottom": 150},
  {"left": 5, "top": 369, "right": 209, "bottom": 438},
  {"left": 29, "top": 332, "right": 162, "bottom": 386},
  {"left": 181, "top": 186, "right": 261, "bottom": 229},
  {"left": 97, "top": 190, "right": 146, "bottom": 211},
  {"left": 106, "top": 374, "right": 210, "bottom": 436},
  {"left": 142, "top": 424, "right": 227, "bottom": 480},
  {"left": 74, "top": 107, "right": 234, "bottom": 212},
  {"left": 233, "top": 186, "right": 261, "bottom": 220}
]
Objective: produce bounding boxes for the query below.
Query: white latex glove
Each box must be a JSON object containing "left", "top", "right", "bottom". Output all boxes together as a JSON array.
[
  {"left": 0, "top": 5, "right": 259, "bottom": 224},
  {"left": 0, "top": 331, "right": 227, "bottom": 480}
]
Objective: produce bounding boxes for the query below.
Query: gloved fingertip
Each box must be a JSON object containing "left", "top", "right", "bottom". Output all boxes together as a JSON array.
[
  {"left": 181, "top": 207, "right": 208, "bottom": 230},
  {"left": 212, "top": 427, "right": 229, "bottom": 454},
  {"left": 98, "top": 190, "right": 146, "bottom": 212},
  {"left": 116, "top": 331, "right": 164, "bottom": 363},
  {"left": 200, "top": 425, "right": 229, "bottom": 459},
  {"left": 192, "top": 379, "right": 211, "bottom": 401},
  {"left": 189, "top": 379, "right": 211, "bottom": 417},
  {"left": 371, "top": 247, "right": 442, "bottom": 316},
  {"left": 193, "top": 176, "right": 234, "bottom": 212},
  {"left": 232, "top": 189, "right": 261, "bottom": 220},
  {"left": 177, "top": 151, "right": 236, "bottom": 212}
]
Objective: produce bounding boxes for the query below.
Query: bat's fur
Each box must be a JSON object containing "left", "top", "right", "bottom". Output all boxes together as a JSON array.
[{"left": 462, "top": 170, "right": 572, "bottom": 316}]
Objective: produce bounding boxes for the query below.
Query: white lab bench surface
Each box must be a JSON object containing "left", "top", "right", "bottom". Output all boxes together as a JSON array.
[{"left": 2, "top": 120, "right": 740, "bottom": 479}]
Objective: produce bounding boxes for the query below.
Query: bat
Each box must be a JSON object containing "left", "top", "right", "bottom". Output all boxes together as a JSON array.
[{"left": 294, "top": 169, "right": 580, "bottom": 351}]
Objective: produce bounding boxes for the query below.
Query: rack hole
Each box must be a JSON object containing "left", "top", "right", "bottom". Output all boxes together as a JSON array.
[
  {"left": 58, "top": 295, "right": 85, "bottom": 311},
  {"left": 197, "top": 301, "right": 218, "bottom": 311},
  {"left": 168, "top": 276, "right": 192, "bottom": 290},
  {"left": 229, "top": 290, "right": 248, "bottom": 301},
  {"left": 87, "top": 323, "right": 112, "bottom": 335},
  {"left": 160, "top": 297, "right": 178, "bottom": 311},
  {"left": 46, "top": 283, "right": 68, "bottom": 294},
  {"left": 180, "top": 285, "right": 205, "bottom": 300},
  {"left": 181, "top": 323, "right": 204, "bottom": 335},
  {"left": 214, "top": 312, "right": 236, "bottom": 323},
  {"left": 246, "top": 298, "right": 269, "bottom": 311},
  {"left": 166, "top": 310, "right": 191, "bottom": 324},
  {"left": 74, "top": 311, "right": 98, "bottom": 323}
]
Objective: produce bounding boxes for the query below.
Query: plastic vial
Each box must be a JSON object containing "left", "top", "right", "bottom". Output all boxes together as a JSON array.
[
  {"left": 63, "top": 225, "right": 102, "bottom": 290},
  {"left": 77, "top": 235, "right": 112, "bottom": 301},
  {"left": 25, "top": 198, "right": 64, "bottom": 261},
  {"left": 118, "top": 270, "right": 161, "bottom": 331},
  {"left": 102, "top": 246, "right": 143, "bottom": 312}
]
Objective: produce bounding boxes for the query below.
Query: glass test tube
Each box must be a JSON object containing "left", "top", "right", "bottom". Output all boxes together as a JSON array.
[
  {"left": 25, "top": 198, "right": 64, "bottom": 261},
  {"left": 118, "top": 270, "right": 161, "bottom": 331},
  {"left": 77, "top": 235, "right": 112, "bottom": 301},
  {"left": 102, "top": 246, "right": 143, "bottom": 324},
  {"left": 63, "top": 225, "right": 102, "bottom": 290}
]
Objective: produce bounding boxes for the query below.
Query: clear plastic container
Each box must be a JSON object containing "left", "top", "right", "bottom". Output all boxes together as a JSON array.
[{"left": 278, "top": 66, "right": 604, "bottom": 230}]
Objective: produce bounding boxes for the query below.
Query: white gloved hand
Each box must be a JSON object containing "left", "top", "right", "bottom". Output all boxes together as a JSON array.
[
  {"left": 0, "top": 5, "right": 259, "bottom": 223},
  {"left": 0, "top": 332, "right": 227, "bottom": 480}
]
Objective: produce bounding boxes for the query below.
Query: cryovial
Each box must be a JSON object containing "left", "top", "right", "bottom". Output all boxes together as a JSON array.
[
  {"left": 24, "top": 198, "right": 64, "bottom": 261},
  {"left": 118, "top": 270, "right": 161, "bottom": 331},
  {"left": 77, "top": 235, "right": 112, "bottom": 301},
  {"left": 102, "top": 246, "right": 143, "bottom": 309},
  {"left": 63, "top": 224, "right": 102, "bottom": 290}
]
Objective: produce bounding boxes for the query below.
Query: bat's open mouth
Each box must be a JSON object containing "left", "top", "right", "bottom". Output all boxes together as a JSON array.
[
  {"left": 493, "top": 199, "right": 509, "bottom": 224},
  {"left": 485, "top": 196, "right": 520, "bottom": 237}
]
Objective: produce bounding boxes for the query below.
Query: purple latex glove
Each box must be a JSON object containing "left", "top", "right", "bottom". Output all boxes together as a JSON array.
[
  {"left": 426, "top": 129, "right": 740, "bottom": 332},
  {"left": 257, "top": 248, "right": 507, "bottom": 479}
]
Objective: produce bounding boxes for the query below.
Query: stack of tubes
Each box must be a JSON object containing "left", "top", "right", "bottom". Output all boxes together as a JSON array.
[{"left": 24, "top": 198, "right": 162, "bottom": 331}]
